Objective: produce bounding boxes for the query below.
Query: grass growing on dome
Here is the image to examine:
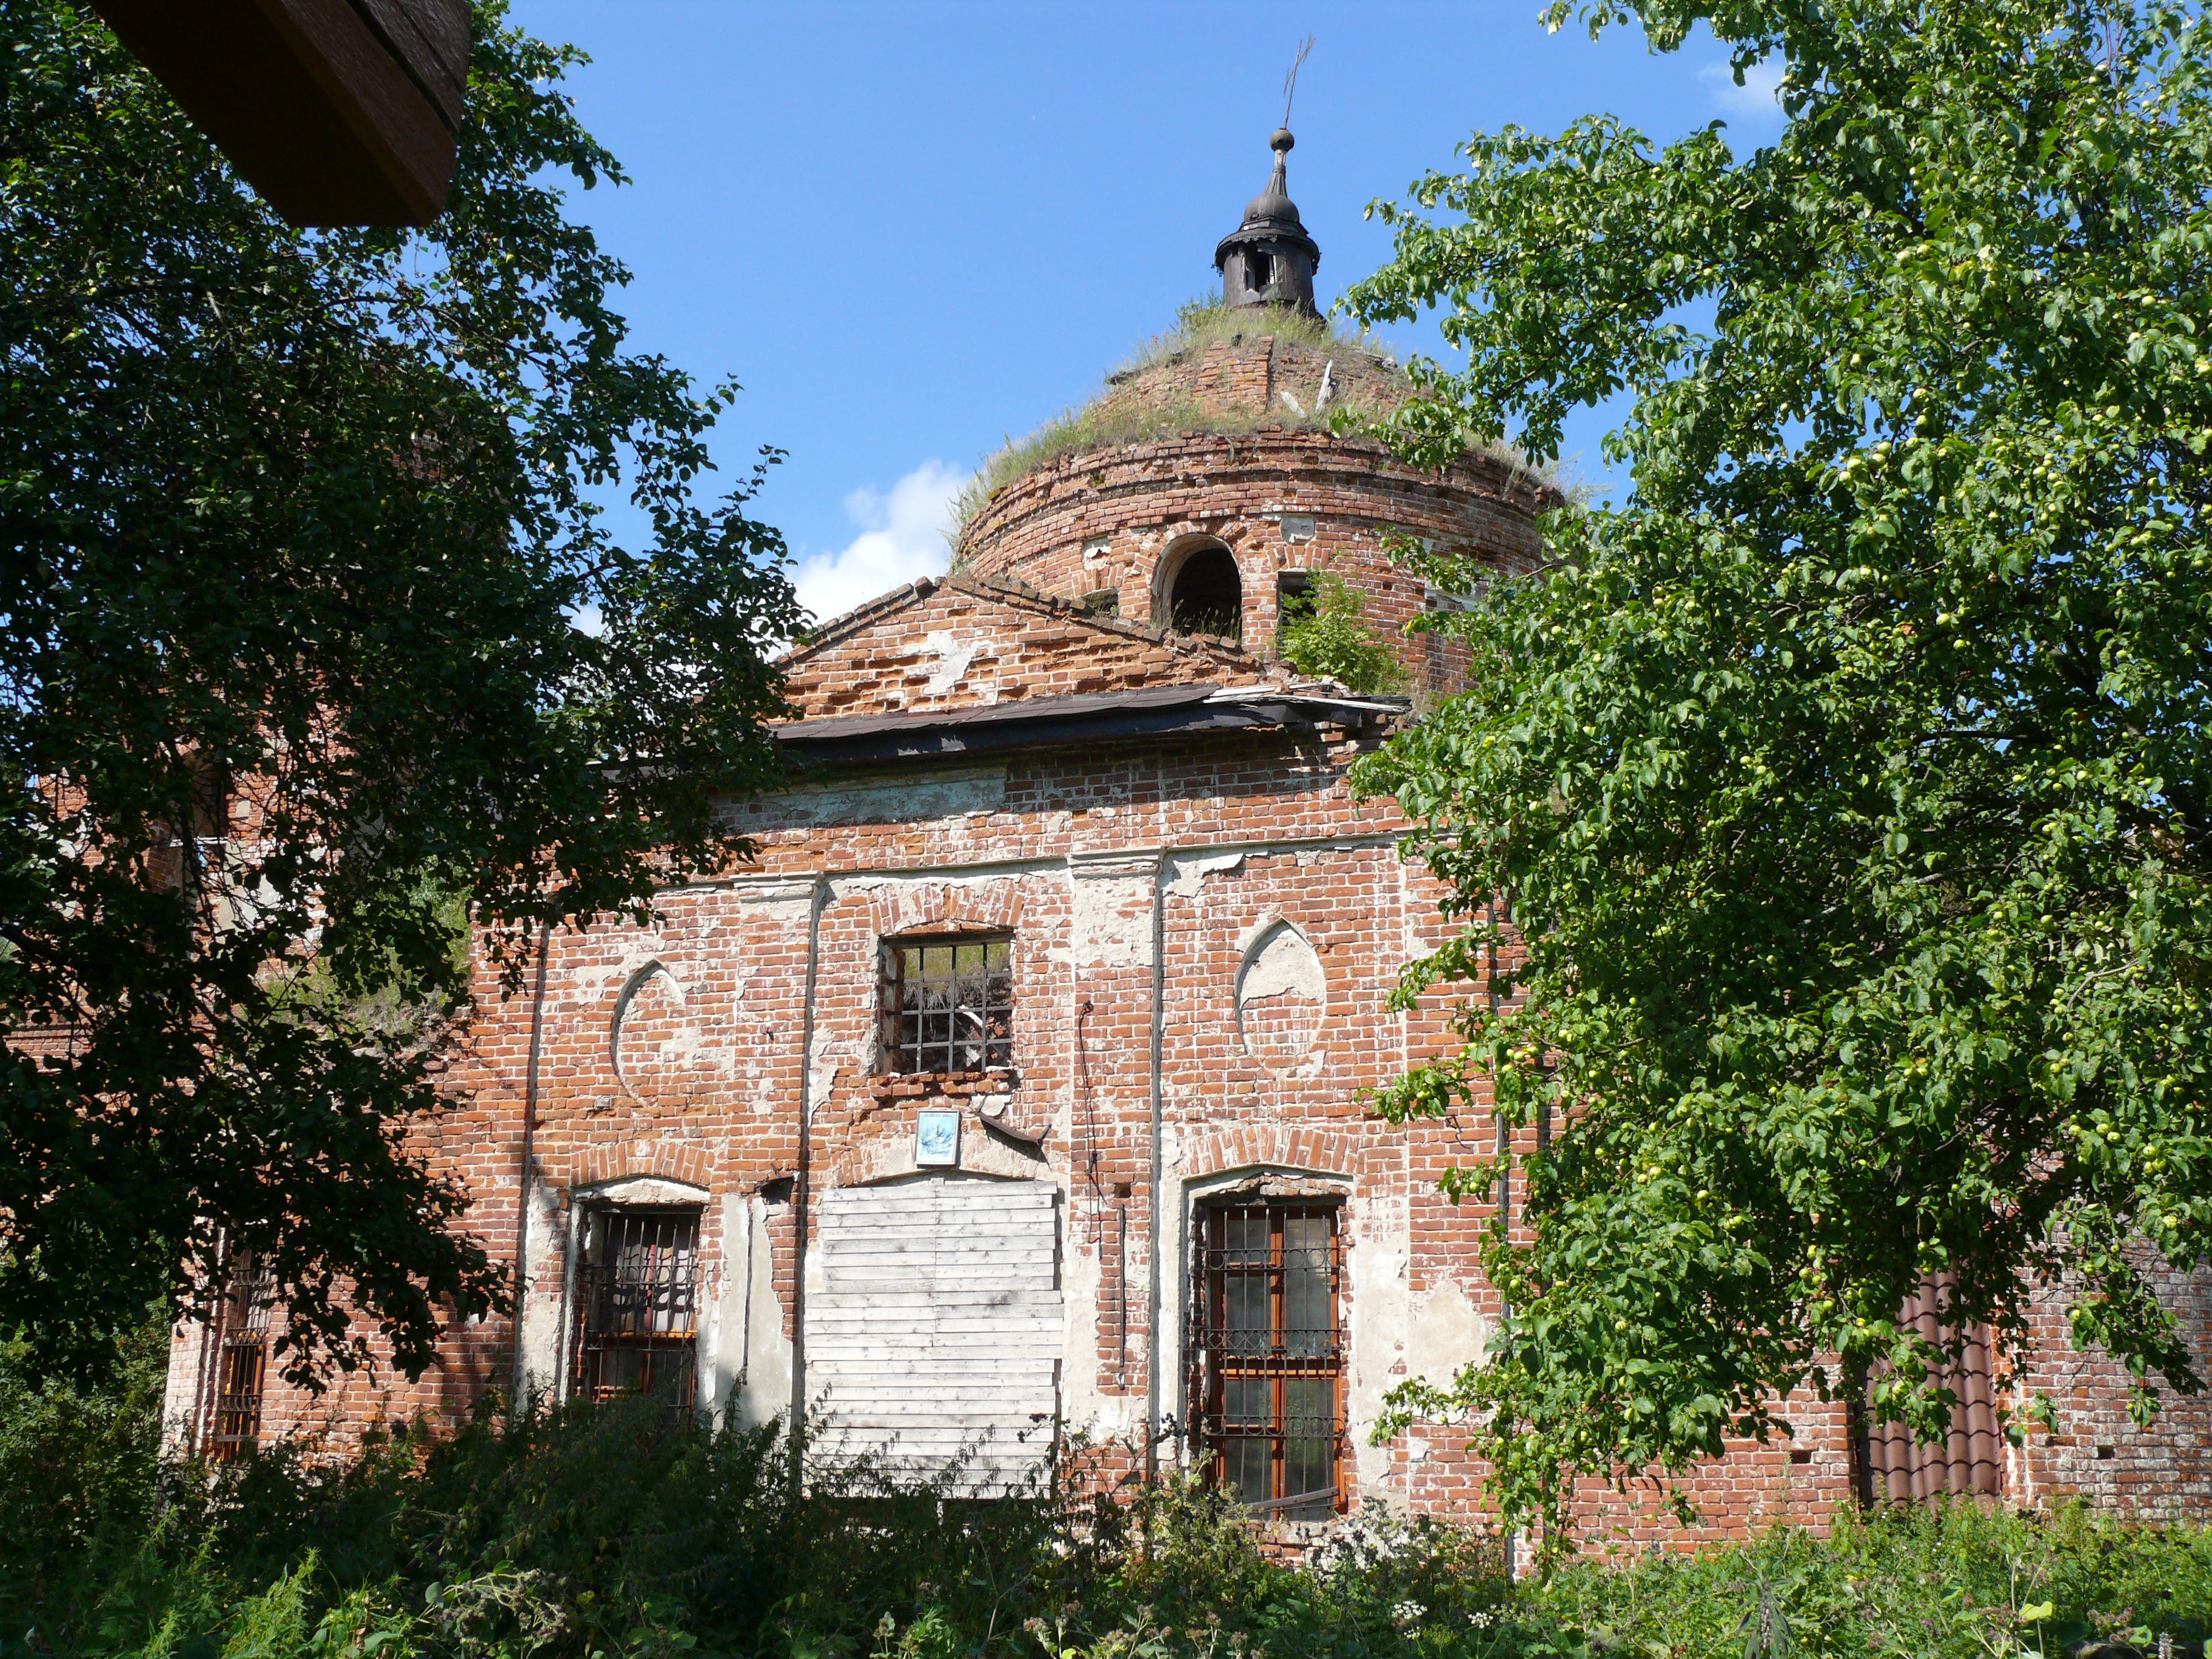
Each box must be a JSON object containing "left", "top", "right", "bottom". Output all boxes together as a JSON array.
[
  {"left": 948, "top": 300, "right": 1548, "bottom": 547},
  {"left": 1118, "top": 297, "right": 1399, "bottom": 377},
  {"left": 948, "top": 399, "right": 1274, "bottom": 545}
]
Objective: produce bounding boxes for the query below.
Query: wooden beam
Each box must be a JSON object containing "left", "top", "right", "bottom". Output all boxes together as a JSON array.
[{"left": 90, "top": 0, "right": 469, "bottom": 227}]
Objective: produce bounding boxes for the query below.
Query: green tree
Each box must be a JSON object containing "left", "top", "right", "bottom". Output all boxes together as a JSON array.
[
  {"left": 1278, "top": 569, "right": 1408, "bottom": 695},
  {"left": 0, "top": 3, "right": 800, "bottom": 1386},
  {"left": 1343, "top": 0, "right": 2212, "bottom": 1541}
]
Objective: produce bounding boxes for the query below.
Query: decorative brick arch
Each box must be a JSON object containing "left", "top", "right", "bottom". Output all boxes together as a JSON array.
[
  {"left": 1177, "top": 1124, "right": 1360, "bottom": 1185},
  {"left": 563, "top": 1138, "right": 716, "bottom": 1194},
  {"left": 866, "top": 878, "right": 1027, "bottom": 939}
]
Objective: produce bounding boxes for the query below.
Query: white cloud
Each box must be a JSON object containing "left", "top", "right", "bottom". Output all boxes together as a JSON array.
[
  {"left": 1699, "top": 56, "right": 1786, "bottom": 123},
  {"left": 792, "top": 460, "right": 967, "bottom": 626}
]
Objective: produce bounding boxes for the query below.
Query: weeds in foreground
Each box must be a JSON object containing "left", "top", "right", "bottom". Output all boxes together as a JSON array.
[{"left": 2, "top": 1338, "right": 2208, "bottom": 1659}]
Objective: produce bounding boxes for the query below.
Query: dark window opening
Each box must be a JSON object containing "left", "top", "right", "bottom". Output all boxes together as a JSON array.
[
  {"left": 574, "top": 1206, "right": 702, "bottom": 1404},
  {"left": 1850, "top": 1273, "right": 2002, "bottom": 1505},
  {"left": 1188, "top": 1200, "right": 1344, "bottom": 1518},
  {"left": 209, "top": 1252, "right": 272, "bottom": 1463},
  {"left": 1167, "top": 545, "right": 1243, "bottom": 640},
  {"left": 1276, "top": 570, "right": 1315, "bottom": 632},
  {"left": 880, "top": 934, "right": 1013, "bottom": 1074},
  {"left": 1247, "top": 249, "right": 1274, "bottom": 293}
]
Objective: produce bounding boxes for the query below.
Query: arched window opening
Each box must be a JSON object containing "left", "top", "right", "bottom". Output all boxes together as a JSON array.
[{"left": 1167, "top": 545, "right": 1243, "bottom": 640}]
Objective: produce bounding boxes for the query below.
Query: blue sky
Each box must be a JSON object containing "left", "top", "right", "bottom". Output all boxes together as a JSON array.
[{"left": 506, "top": 1, "right": 1782, "bottom": 624}]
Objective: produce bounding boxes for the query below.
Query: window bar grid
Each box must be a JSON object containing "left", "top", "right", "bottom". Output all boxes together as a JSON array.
[
  {"left": 1187, "top": 1203, "right": 1345, "bottom": 1518},
  {"left": 209, "top": 1254, "right": 273, "bottom": 1464},
  {"left": 573, "top": 1207, "right": 703, "bottom": 1403},
  {"left": 880, "top": 935, "right": 1013, "bottom": 1075}
]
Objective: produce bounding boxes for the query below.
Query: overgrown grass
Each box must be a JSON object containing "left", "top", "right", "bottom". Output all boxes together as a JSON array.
[
  {"left": 947, "top": 303, "right": 1398, "bottom": 543},
  {"left": 1113, "top": 301, "right": 1394, "bottom": 380},
  {"left": 5, "top": 1335, "right": 2209, "bottom": 1659}
]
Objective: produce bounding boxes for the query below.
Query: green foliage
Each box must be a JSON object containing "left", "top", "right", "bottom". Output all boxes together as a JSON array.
[
  {"left": 0, "top": 1308, "right": 169, "bottom": 1609},
  {"left": 1276, "top": 572, "right": 1407, "bottom": 695},
  {"left": 5, "top": 1351, "right": 2211, "bottom": 1659},
  {"left": 1341, "top": 0, "right": 2212, "bottom": 1542},
  {"left": 1482, "top": 1504, "right": 2212, "bottom": 1659},
  {"left": 0, "top": 1, "right": 802, "bottom": 1386}
]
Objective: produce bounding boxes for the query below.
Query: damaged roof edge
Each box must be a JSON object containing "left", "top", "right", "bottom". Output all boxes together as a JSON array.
[{"left": 771, "top": 683, "right": 1403, "bottom": 767}]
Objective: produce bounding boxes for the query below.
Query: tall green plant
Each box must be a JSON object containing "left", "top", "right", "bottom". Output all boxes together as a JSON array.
[
  {"left": 1344, "top": 0, "right": 2212, "bottom": 1542},
  {"left": 0, "top": 2, "right": 801, "bottom": 1385},
  {"left": 1277, "top": 572, "right": 1407, "bottom": 695}
]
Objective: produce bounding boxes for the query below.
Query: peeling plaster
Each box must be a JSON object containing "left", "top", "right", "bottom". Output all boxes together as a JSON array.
[
  {"left": 1236, "top": 921, "right": 1326, "bottom": 1070},
  {"left": 1054, "top": 866, "right": 1155, "bottom": 969},
  {"left": 920, "top": 631, "right": 986, "bottom": 697},
  {"left": 514, "top": 1180, "right": 570, "bottom": 1407},
  {"left": 725, "top": 768, "right": 1007, "bottom": 830},
  {"left": 718, "top": 1192, "right": 792, "bottom": 1429},
  {"left": 1238, "top": 922, "right": 1324, "bottom": 1004},
  {"left": 1058, "top": 1210, "right": 1144, "bottom": 1444},
  {"left": 1405, "top": 1278, "right": 1487, "bottom": 1386},
  {"left": 1350, "top": 1194, "right": 1412, "bottom": 1501},
  {"left": 611, "top": 962, "right": 690, "bottom": 1101},
  {"left": 1165, "top": 851, "right": 1244, "bottom": 897}
]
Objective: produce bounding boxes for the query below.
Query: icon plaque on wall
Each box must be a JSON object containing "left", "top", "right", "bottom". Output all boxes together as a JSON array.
[{"left": 915, "top": 1108, "right": 960, "bottom": 1167}]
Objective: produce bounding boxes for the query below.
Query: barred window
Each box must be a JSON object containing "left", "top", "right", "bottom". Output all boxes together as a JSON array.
[
  {"left": 209, "top": 1253, "right": 272, "bottom": 1464},
  {"left": 1188, "top": 1201, "right": 1344, "bottom": 1518},
  {"left": 573, "top": 1207, "right": 702, "bottom": 1403},
  {"left": 879, "top": 934, "right": 1013, "bottom": 1074}
]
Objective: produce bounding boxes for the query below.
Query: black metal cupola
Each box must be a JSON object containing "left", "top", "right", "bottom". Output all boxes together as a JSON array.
[{"left": 1214, "top": 127, "right": 1320, "bottom": 318}]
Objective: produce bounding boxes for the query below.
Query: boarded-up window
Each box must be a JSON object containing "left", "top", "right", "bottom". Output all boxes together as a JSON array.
[
  {"left": 573, "top": 1206, "right": 702, "bottom": 1403},
  {"left": 808, "top": 1176, "right": 1061, "bottom": 1493},
  {"left": 1187, "top": 1201, "right": 1344, "bottom": 1518},
  {"left": 209, "top": 1252, "right": 272, "bottom": 1463},
  {"left": 1854, "top": 1273, "right": 2003, "bottom": 1504},
  {"left": 879, "top": 935, "right": 1013, "bottom": 1074}
]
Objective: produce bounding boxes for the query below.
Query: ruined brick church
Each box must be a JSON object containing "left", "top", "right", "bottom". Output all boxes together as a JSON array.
[{"left": 166, "top": 130, "right": 2212, "bottom": 1538}]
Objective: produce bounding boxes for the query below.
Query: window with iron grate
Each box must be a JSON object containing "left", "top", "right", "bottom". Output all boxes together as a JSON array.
[
  {"left": 1187, "top": 1200, "right": 1344, "bottom": 1518},
  {"left": 879, "top": 934, "right": 1013, "bottom": 1074},
  {"left": 208, "top": 1250, "right": 272, "bottom": 1463},
  {"left": 572, "top": 1206, "right": 702, "bottom": 1404}
]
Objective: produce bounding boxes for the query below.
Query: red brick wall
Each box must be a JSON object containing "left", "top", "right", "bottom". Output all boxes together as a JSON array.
[
  {"left": 954, "top": 429, "right": 1549, "bottom": 703},
  {"left": 781, "top": 575, "right": 1275, "bottom": 720},
  {"left": 169, "top": 395, "right": 2212, "bottom": 1551}
]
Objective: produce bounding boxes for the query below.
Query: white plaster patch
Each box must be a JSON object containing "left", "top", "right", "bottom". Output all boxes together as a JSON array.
[
  {"left": 724, "top": 768, "right": 1007, "bottom": 830},
  {"left": 1404, "top": 1278, "right": 1487, "bottom": 1384},
  {"left": 1055, "top": 868, "right": 1155, "bottom": 968},
  {"left": 1238, "top": 923, "right": 1324, "bottom": 1004},
  {"left": 920, "top": 631, "right": 985, "bottom": 697},
  {"left": 806, "top": 1059, "right": 840, "bottom": 1123},
  {"left": 1235, "top": 921, "right": 1326, "bottom": 1068},
  {"left": 1349, "top": 1197, "right": 1411, "bottom": 1500},
  {"left": 1165, "top": 851, "right": 1244, "bottom": 897}
]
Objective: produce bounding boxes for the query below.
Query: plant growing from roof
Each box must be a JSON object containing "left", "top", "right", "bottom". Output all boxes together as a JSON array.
[{"left": 1277, "top": 571, "right": 1406, "bottom": 696}]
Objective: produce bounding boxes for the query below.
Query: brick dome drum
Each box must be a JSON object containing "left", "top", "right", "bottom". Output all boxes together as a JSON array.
[{"left": 955, "top": 324, "right": 1554, "bottom": 702}]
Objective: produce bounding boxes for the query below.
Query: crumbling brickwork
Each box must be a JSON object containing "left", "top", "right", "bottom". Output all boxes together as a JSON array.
[
  {"left": 166, "top": 339, "right": 2212, "bottom": 1548},
  {"left": 957, "top": 421, "right": 1547, "bottom": 706}
]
